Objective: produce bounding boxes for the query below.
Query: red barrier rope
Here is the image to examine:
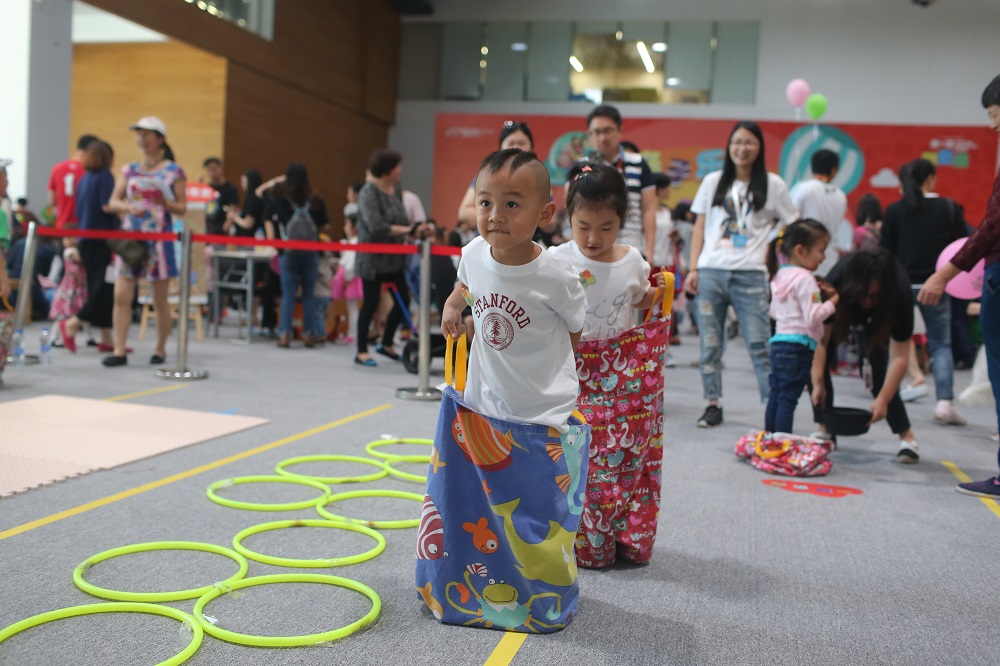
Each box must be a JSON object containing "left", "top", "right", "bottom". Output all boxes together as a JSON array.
[
  {"left": 33, "top": 225, "right": 465, "bottom": 257},
  {"left": 34, "top": 227, "right": 178, "bottom": 242}
]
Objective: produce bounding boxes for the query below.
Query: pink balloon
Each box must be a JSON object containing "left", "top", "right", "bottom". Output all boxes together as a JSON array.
[
  {"left": 785, "top": 79, "right": 811, "bottom": 107},
  {"left": 937, "top": 238, "right": 986, "bottom": 299}
]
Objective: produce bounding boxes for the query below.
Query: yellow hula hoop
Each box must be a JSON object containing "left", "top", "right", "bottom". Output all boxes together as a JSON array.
[
  {"left": 206, "top": 475, "right": 330, "bottom": 512},
  {"left": 73, "top": 541, "right": 249, "bottom": 602},
  {"left": 0, "top": 602, "right": 203, "bottom": 665},
  {"left": 274, "top": 454, "right": 388, "bottom": 484},
  {"left": 364, "top": 438, "right": 433, "bottom": 461},
  {"left": 316, "top": 489, "right": 423, "bottom": 529},
  {"left": 232, "top": 519, "right": 385, "bottom": 568},
  {"left": 382, "top": 455, "right": 431, "bottom": 483},
  {"left": 192, "top": 573, "right": 381, "bottom": 647}
]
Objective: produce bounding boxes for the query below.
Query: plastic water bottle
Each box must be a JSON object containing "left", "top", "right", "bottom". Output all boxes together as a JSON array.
[
  {"left": 39, "top": 328, "right": 52, "bottom": 366},
  {"left": 11, "top": 329, "right": 25, "bottom": 367}
]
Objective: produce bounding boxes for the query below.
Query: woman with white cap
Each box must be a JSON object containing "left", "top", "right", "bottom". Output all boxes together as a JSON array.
[{"left": 104, "top": 116, "right": 186, "bottom": 367}]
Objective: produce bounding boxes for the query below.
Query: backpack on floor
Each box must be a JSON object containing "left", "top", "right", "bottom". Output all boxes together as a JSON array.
[{"left": 735, "top": 430, "right": 833, "bottom": 477}]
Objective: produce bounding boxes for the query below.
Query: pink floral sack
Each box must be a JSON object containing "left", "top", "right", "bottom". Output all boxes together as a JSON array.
[{"left": 735, "top": 430, "right": 833, "bottom": 477}]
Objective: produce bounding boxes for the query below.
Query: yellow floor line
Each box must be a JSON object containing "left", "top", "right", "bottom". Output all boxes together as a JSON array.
[
  {"left": 103, "top": 384, "right": 190, "bottom": 402},
  {"left": 942, "top": 460, "right": 1000, "bottom": 521},
  {"left": 484, "top": 633, "right": 527, "bottom": 666},
  {"left": 0, "top": 404, "right": 392, "bottom": 541}
]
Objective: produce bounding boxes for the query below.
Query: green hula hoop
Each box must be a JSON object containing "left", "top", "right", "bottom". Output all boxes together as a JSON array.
[
  {"left": 192, "top": 573, "right": 381, "bottom": 647},
  {"left": 316, "top": 489, "right": 423, "bottom": 529},
  {"left": 382, "top": 455, "right": 432, "bottom": 483},
  {"left": 364, "top": 438, "right": 433, "bottom": 460},
  {"left": 206, "top": 475, "right": 330, "bottom": 512},
  {"left": 73, "top": 541, "right": 249, "bottom": 602},
  {"left": 0, "top": 602, "right": 203, "bottom": 666},
  {"left": 232, "top": 519, "right": 385, "bottom": 568},
  {"left": 274, "top": 454, "right": 388, "bottom": 484}
]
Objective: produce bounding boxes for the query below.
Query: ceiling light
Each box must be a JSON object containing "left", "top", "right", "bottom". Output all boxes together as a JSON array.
[
  {"left": 569, "top": 55, "right": 584, "bottom": 73},
  {"left": 637, "top": 41, "right": 655, "bottom": 74},
  {"left": 667, "top": 77, "right": 681, "bottom": 86},
  {"left": 480, "top": 59, "right": 487, "bottom": 69},
  {"left": 510, "top": 42, "right": 528, "bottom": 52},
  {"left": 481, "top": 46, "right": 488, "bottom": 55},
  {"left": 615, "top": 30, "right": 623, "bottom": 41},
  {"left": 651, "top": 42, "right": 667, "bottom": 52}
]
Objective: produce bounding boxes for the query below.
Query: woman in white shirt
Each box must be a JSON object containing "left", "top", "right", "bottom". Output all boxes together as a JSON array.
[{"left": 686, "top": 121, "right": 798, "bottom": 428}]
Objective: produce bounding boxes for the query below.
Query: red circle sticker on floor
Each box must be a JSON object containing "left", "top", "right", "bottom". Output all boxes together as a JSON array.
[{"left": 762, "top": 479, "right": 863, "bottom": 498}]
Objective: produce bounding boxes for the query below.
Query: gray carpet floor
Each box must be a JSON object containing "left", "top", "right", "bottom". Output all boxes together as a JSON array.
[{"left": 1, "top": 317, "right": 999, "bottom": 666}]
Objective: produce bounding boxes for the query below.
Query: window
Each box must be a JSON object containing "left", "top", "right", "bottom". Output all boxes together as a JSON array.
[{"left": 180, "top": 0, "right": 274, "bottom": 40}]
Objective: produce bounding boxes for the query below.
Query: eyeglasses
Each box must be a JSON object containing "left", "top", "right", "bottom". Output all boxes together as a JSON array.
[
  {"left": 588, "top": 126, "right": 618, "bottom": 137},
  {"left": 503, "top": 120, "right": 530, "bottom": 131}
]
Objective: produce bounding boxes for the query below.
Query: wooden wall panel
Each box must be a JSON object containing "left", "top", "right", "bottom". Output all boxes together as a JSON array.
[
  {"left": 70, "top": 42, "right": 226, "bottom": 177},
  {"left": 223, "top": 63, "right": 389, "bottom": 237}
]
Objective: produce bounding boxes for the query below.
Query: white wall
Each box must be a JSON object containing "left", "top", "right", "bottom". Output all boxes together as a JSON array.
[
  {"left": 391, "top": 0, "right": 1000, "bottom": 210},
  {"left": 0, "top": 1, "right": 32, "bottom": 204},
  {"left": 72, "top": 1, "right": 167, "bottom": 44}
]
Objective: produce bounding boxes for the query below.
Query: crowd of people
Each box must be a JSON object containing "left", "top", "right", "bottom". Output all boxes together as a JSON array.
[{"left": 2, "top": 78, "right": 999, "bottom": 508}]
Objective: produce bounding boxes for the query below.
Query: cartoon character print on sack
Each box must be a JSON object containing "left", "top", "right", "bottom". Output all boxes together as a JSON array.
[
  {"left": 452, "top": 406, "right": 526, "bottom": 472},
  {"left": 444, "top": 565, "right": 567, "bottom": 633},
  {"left": 546, "top": 426, "right": 587, "bottom": 515},
  {"left": 417, "top": 495, "right": 446, "bottom": 560},
  {"left": 463, "top": 518, "right": 499, "bottom": 554}
]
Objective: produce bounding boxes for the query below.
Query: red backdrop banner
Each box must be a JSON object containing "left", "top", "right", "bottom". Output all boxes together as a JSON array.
[{"left": 432, "top": 113, "right": 998, "bottom": 230}]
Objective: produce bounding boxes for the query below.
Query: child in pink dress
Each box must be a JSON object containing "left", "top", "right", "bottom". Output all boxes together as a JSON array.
[
  {"left": 50, "top": 239, "right": 87, "bottom": 325},
  {"left": 331, "top": 217, "right": 364, "bottom": 344}
]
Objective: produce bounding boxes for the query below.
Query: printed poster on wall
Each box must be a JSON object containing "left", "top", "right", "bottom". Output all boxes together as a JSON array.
[{"left": 432, "top": 113, "right": 998, "bottom": 229}]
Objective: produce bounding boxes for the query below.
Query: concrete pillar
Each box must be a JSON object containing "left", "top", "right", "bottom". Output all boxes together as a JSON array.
[{"left": 0, "top": 0, "right": 73, "bottom": 209}]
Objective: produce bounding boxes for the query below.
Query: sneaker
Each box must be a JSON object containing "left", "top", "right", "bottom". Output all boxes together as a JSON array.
[
  {"left": 957, "top": 476, "right": 1000, "bottom": 498},
  {"left": 808, "top": 431, "right": 838, "bottom": 449},
  {"left": 933, "top": 401, "right": 967, "bottom": 426},
  {"left": 896, "top": 440, "right": 920, "bottom": 464},
  {"left": 899, "top": 383, "right": 928, "bottom": 403},
  {"left": 664, "top": 353, "right": 676, "bottom": 368},
  {"left": 697, "top": 404, "right": 723, "bottom": 428}
]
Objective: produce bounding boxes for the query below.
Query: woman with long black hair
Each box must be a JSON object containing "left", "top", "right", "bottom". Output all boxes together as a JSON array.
[
  {"left": 811, "top": 248, "right": 921, "bottom": 463},
  {"left": 881, "top": 158, "right": 968, "bottom": 425},
  {"left": 685, "top": 120, "right": 798, "bottom": 428},
  {"left": 264, "top": 162, "right": 328, "bottom": 348}
]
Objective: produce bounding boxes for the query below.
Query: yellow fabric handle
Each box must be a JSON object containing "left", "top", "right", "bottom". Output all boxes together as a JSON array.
[
  {"left": 445, "top": 334, "right": 467, "bottom": 391},
  {"left": 643, "top": 270, "right": 675, "bottom": 323},
  {"left": 1, "top": 296, "right": 12, "bottom": 313}
]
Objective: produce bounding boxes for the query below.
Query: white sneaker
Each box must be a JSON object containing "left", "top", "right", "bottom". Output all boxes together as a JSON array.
[
  {"left": 933, "top": 401, "right": 967, "bottom": 426},
  {"left": 897, "top": 439, "right": 920, "bottom": 464},
  {"left": 664, "top": 352, "right": 676, "bottom": 368},
  {"left": 899, "top": 383, "right": 928, "bottom": 403}
]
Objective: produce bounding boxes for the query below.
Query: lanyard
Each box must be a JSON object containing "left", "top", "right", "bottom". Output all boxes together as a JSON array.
[{"left": 731, "top": 181, "right": 752, "bottom": 233}]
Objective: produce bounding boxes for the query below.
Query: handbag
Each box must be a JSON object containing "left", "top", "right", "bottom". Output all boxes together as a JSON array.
[
  {"left": 107, "top": 239, "right": 149, "bottom": 269},
  {"left": 415, "top": 335, "right": 591, "bottom": 633},
  {"left": 735, "top": 430, "right": 833, "bottom": 477}
]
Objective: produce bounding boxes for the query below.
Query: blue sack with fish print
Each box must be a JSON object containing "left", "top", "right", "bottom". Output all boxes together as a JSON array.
[{"left": 415, "top": 336, "right": 591, "bottom": 633}]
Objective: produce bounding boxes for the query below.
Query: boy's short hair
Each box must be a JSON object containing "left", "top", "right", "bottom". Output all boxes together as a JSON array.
[
  {"left": 587, "top": 104, "right": 622, "bottom": 129},
  {"left": 983, "top": 74, "right": 1000, "bottom": 108},
  {"left": 652, "top": 173, "right": 672, "bottom": 191},
  {"left": 77, "top": 134, "right": 99, "bottom": 151},
  {"left": 478, "top": 148, "right": 550, "bottom": 199},
  {"left": 620, "top": 140, "right": 640, "bottom": 154},
  {"left": 810, "top": 149, "right": 840, "bottom": 176},
  {"left": 202, "top": 156, "right": 222, "bottom": 168}
]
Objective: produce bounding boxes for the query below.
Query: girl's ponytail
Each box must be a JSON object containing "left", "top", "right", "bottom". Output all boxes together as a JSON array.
[
  {"left": 162, "top": 142, "right": 176, "bottom": 163},
  {"left": 766, "top": 230, "right": 784, "bottom": 280}
]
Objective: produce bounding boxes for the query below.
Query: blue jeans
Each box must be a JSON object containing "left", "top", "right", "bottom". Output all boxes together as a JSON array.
[
  {"left": 913, "top": 287, "right": 954, "bottom": 400},
  {"left": 278, "top": 252, "right": 320, "bottom": 336},
  {"left": 696, "top": 269, "right": 771, "bottom": 401},
  {"left": 981, "top": 263, "right": 1000, "bottom": 470},
  {"left": 765, "top": 341, "right": 814, "bottom": 433}
]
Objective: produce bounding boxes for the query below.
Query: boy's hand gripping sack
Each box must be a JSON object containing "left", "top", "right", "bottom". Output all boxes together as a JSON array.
[
  {"left": 415, "top": 335, "right": 591, "bottom": 633},
  {"left": 574, "top": 274, "right": 673, "bottom": 568}
]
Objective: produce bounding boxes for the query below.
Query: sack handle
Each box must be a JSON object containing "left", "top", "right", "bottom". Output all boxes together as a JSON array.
[
  {"left": 643, "top": 270, "right": 676, "bottom": 323},
  {"left": 444, "top": 334, "right": 467, "bottom": 391},
  {"left": 755, "top": 432, "right": 792, "bottom": 459},
  {"left": 1, "top": 296, "right": 12, "bottom": 313}
]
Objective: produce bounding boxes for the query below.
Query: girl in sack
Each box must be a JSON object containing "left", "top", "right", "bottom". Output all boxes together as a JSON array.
[
  {"left": 764, "top": 219, "right": 838, "bottom": 435},
  {"left": 418, "top": 149, "right": 589, "bottom": 633},
  {"left": 550, "top": 163, "right": 669, "bottom": 568}
]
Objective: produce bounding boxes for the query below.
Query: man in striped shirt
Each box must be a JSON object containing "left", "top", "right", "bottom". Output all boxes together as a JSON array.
[{"left": 581, "top": 105, "right": 657, "bottom": 258}]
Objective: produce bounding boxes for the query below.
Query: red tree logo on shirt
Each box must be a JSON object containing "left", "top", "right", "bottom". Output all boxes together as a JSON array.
[{"left": 482, "top": 313, "right": 514, "bottom": 351}]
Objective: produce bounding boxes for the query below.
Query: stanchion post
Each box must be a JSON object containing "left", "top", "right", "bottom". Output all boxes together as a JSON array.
[
  {"left": 156, "top": 228, "right": 208, "bottom": 380},
  {"left": 396, "top": 240, "right": 441, "bottom": 401},
  {"left": 13, "top": 222, "right": 39, "bottom": 331}
]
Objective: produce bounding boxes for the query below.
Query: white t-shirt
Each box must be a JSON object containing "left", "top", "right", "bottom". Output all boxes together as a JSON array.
[
  {"left": 691, "top": 171, "right": 798, "bottom": 272},
  {"left": 402, "top": 190, "right": 426, "bottom": 224},
  {"left": 789, "top": 178, "right": 848, "bottom": 276},
  {"left": 651, "top": 207, "right": 675, "bottom": 267},
  {"left": 458, "top": 236, "right": 587, "bottom": 430},
  {"left": 550, "top": 242, "right": 650, "bottom": 342}
]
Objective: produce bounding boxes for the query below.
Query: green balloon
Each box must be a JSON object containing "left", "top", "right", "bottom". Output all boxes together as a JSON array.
[{"left": 805, "top": 93, "right": 828, "bottom": 120}]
